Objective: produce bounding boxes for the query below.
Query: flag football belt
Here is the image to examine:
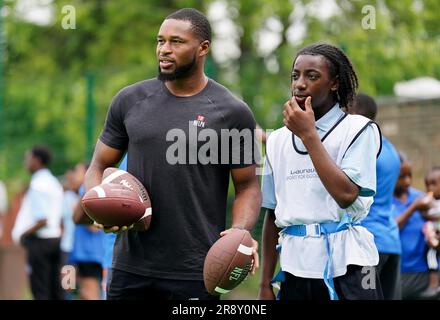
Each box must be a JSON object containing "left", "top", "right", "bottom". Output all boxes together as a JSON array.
[{"left": 272, "top": 214, "right": 360, "bottom": 300}]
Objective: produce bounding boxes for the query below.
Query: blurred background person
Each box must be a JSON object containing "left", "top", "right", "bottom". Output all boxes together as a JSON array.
[
  {"left": 11, "top": 145, "right": 64, "bottom": 300},
  {"left": 349, "top": 93, "right": 402, "bottom": 300},
  {"left": 60, "top": 166, "right": 84, "bottom": 299},
  {"left": 392, "top": 154, "right": 434, "bottom": 299},
  {"left": 70, "top": 162, "right": 105, "bottom": 300},
  {"left": 60, "top": 168, "right": 78, "bottom": 268}
]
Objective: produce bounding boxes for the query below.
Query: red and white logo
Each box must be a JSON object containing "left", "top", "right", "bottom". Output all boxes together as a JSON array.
[{"left": 193, "top": 115, "right": 206, "bottom": 128}]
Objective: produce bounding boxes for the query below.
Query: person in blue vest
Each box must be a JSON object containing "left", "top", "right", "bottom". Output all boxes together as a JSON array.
[
  {"left": 259, "top": 43, "right": 383, "bottom": 300},
  {"left": 72, "top": 156, "right": 125, "bottom": 299},
  {"left": 348, "top": 93, "right": 402, "bottom": 300},
  {"left": 392, "top": 157, "right": 437, "bottom": 299},
  {"left": 71, "top": 162, "right": 106, "bottom": 300}
]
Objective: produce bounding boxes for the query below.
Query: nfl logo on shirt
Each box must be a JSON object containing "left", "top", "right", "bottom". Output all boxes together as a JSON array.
[{"left": 193, "top": 115, "right": 205, "bottom": 128}]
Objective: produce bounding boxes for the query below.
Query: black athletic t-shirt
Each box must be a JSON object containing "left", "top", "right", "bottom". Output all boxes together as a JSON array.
[{"left": 99, "top": 78, "right": 257, "bottom": 280}]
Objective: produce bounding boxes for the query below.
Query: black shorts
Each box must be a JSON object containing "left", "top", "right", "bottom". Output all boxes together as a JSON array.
[
  {"left": 77, "top": 262, "right": 103, "bottom": 280},
  {"left": 279, "top": 264, "right": 383, "bottom": 300},
  {"left": 401, "top": 272, "right": 429, "bottom": 299},
  {"left": 107, "top": 268, "right": 219, "bottom": 300},
  {"left": 376, "top": 253, "right": 401, "bottom": 300}
]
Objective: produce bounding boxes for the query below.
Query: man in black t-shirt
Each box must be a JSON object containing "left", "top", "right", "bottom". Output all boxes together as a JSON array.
[{"left": 84, "top": 8, "right": 262, "bottom": 300}]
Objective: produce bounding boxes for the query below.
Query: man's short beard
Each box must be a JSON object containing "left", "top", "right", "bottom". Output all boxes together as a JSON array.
[{"left": 157, "top": 56, "right": 197, "bottom": 82}]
